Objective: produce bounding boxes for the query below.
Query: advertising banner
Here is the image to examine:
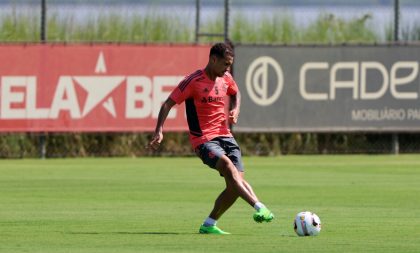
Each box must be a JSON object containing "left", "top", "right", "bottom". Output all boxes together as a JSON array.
[
  {"left": 0, "top": 44, "right": 210, "bottom": 132},
  {"left": 234, "top": 45, "right": 420, "bottom": 132}
]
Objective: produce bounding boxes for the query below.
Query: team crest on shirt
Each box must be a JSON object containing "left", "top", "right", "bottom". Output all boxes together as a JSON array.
[{"left": 222, "top": 84, "right": 228, "bottom": 92}]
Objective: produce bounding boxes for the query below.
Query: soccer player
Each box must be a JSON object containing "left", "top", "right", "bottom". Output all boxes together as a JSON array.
[{"left": 148, "top": 42, "right": 274, "bottom": 235}]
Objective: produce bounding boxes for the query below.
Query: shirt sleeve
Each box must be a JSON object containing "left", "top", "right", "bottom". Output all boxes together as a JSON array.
[
  {"left": 169, "top": 76, "right": 193, "bottom": 105},
  {"left": 225, "top": 72, "right": 238, "bottom": 96}
]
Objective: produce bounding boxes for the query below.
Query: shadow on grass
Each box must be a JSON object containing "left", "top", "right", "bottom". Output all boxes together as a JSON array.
[
  {"left": 66, "top": 231, "right": 186, "bottom": 235},
  {"left": 65, "top": 231, "right": 288, "bottom": 236}
]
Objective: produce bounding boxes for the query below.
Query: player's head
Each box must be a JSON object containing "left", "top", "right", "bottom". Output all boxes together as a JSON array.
[{"left": 209, "top": 42, "right": 234, "bottom": 77}]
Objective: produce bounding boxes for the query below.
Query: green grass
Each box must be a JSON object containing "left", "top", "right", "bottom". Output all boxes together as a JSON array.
[
  {"left": 0, "top": 10, "right": 381, "bottom": 43},
  {"left": 1, "top": 156, "right": 420, "bottom": 253}
]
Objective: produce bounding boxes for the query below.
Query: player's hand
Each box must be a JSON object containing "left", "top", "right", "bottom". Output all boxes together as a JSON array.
[
  {"left": 229, "top": 109, "right": 239, "bottom": 124},
  {"left": 148, "top": 132, "right": 163, "bottom": 150}
]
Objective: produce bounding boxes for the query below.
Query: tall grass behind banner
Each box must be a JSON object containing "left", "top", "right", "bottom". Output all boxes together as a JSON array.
[
  {"left": 0, "top": 12, "right": 40, "bottom": 41},
  {"left": 401, "top": 21, "right": 420, "bottom": 41},
  {"left": 0, "top": 10, "right": 382, "bottom": 43},
  {"left": 301, "top": 13, "right": 377, "bottom": 43},
  {"left": 0, "top": 11, "right": 193, "bottom": 42},
  {"left": 229, "top": 13, "right": 297, "bottom": 43},
  {"left": 1, "top": 11, "right": 420, "bottom": 157}
]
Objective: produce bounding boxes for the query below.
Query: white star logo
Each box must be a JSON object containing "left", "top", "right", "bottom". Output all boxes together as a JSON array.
[{"left": 73, "top": 52, "right": 124, "bottom": 117}]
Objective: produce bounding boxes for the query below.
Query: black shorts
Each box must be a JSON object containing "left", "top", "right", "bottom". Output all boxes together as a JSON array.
[{"left": 194, "top": 137, "right": 244, "bottom": 172}]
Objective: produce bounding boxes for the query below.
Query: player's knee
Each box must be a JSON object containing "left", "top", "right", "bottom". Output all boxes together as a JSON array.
[{"left": 217, "top": 156, "right": 240, "bottom": 182}]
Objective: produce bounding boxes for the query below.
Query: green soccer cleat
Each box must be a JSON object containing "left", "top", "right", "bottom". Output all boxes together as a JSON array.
[
  {"left": 253, "top": 207, "right": 274, "bottom": 223},
  {"left": 199, "top": 224, "right": 231, "bottom": 235}
]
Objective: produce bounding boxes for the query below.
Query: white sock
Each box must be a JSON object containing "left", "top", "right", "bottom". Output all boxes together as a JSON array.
[
  {"left": 203, "top": 217, "right": 217, "bottom": 227},
  {"left": 254, "top": 202, "right": 266, "bottom": 211}
]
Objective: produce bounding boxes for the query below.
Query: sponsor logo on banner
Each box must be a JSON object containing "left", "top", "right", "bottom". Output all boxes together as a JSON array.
[
  {"left": 246, "top": 57, "right": 419, "bottom": 104},
  {"left": 237, "top": 46, "right": 420, "bottom": 131},
  {"left": 0, "top": 44, "right": 210, "bottom": 132},
  {"left": 245, "top": 56, "right": 284, "bottom": 106},
  {"left": 0, "top": 52, "right": 181, "bottom": 119},
  {"left": 299, "top": 61, "right": 419, "bottom": 101}
]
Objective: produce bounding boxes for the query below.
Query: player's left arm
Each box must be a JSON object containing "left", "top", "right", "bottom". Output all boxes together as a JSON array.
[
  {"left": 229, "top": 91, "right": 240, "bottom": 124},
  {"left": 225, "top": 72, "right": 241, "bottom": 124}
]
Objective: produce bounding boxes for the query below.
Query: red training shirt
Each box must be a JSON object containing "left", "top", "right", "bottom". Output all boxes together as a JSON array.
[{"left": 169, "top": 69, "right": 238, "bottom": 148}]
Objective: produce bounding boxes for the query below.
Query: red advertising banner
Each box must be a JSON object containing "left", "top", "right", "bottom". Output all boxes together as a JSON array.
[{"left": 0, "top": 44, "right": 210, "bottom": 132}]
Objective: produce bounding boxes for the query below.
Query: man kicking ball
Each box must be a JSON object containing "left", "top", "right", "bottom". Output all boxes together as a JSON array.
[{"left": 148, "top": 42, "right": 274, "bottom": 234}]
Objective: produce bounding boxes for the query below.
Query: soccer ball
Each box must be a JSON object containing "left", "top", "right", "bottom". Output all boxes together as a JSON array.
[{"left": 293, "top": 211, "right": 321, "bottom": 236}]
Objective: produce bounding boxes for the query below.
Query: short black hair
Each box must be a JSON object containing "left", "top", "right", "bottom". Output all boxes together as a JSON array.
[{"left": 209, "top": 42, "right": 234, "bottom": 58}]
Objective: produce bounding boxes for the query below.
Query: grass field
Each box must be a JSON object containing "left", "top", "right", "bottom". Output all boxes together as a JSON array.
[{"left": 1, "top": 155, "right": 419, "bottom": 253}]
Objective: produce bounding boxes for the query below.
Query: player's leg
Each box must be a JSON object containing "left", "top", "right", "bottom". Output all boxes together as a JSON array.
[
  {"left": 207, "top": 172, "right": 258, "bottom": 221},
  {"left": 215, "top": 155, "right": 258, "bottom": 206},
  {"left": 238, "top": 174, "right": 273, "bottom": 221},
  {"left": 208, "top": 184, "right": 238, "bottom": 220},
  {"left": 239, "top": 173, "right": 274, "bottom": 223},
  {"left": 200, "top": 156, "right": 249, "bottom": 235},
  {"left": 196, "top": 138, "right": 272, "bottom": 235},
  {"left": 200, "top": 185, "right": 237, "bottom": 234},
  {"left": 240, "top": 173, "right": 258, "bottom": 201},
  {"left": 216, "top": 157, "right": 273, "bottom": 223},
  {"left": 197, "top": 140, "right": 234, "bottom": 234},
  {"left": 224, "top": 137, "right": 274, "bottom": 223}
]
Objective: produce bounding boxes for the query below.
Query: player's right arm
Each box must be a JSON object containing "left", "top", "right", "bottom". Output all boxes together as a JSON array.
[
  {"left": 149, "top": 71, "right": 196, "bottom": 150},
  {"left": 148, "top": 97, "right": 176, "bottom": 150}
]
